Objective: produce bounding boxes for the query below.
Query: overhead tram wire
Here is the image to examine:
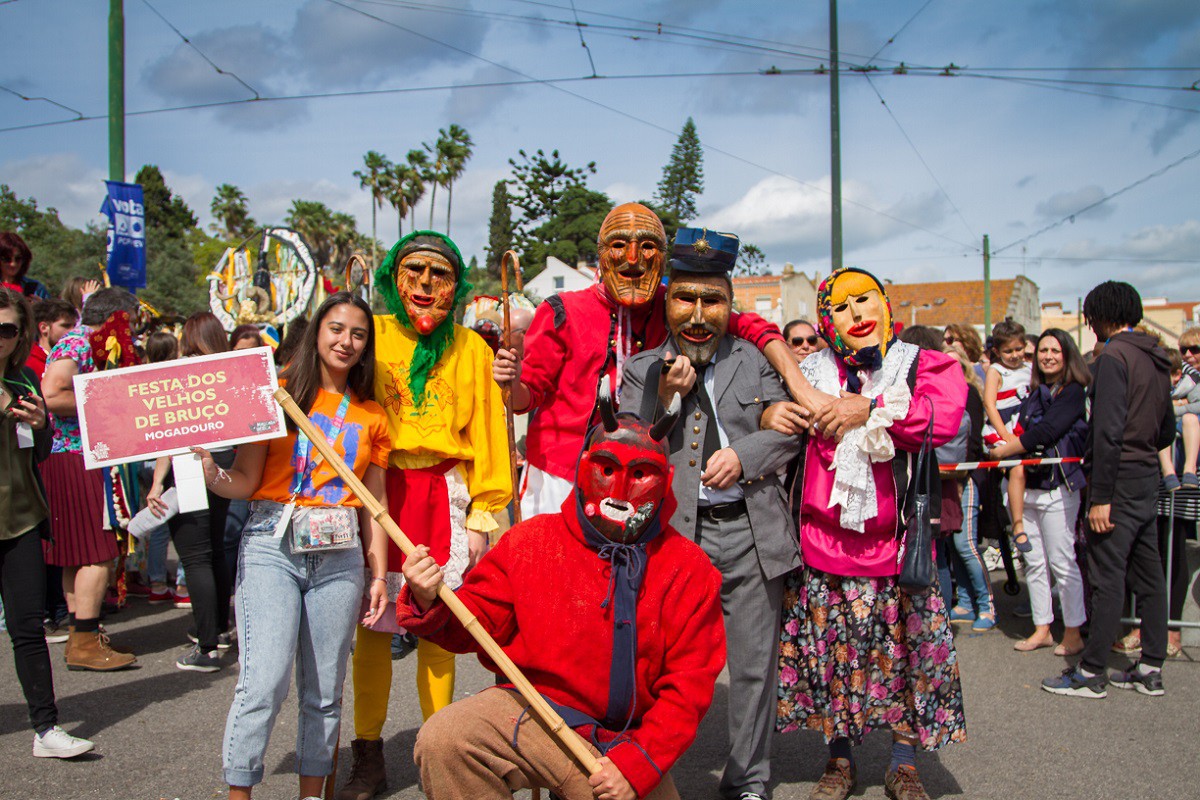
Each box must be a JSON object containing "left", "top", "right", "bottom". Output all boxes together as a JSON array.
[
  {"left": 865, "top": 0, "right": 937, "bottom": 66},
  {"left": 324, "top": 0, "right": 977, "bottom": 252},
  {"left": 862, "top": 74, "right": 976, "bottom": 243},
  {"left": 994, "top": 144, "right": 1200, "bottom": 255},
  {"left": 0, "top": 84, "right": 85, "bottom": 120},
  {"left": 138, "top": 0, "right": 261, "bottom": 100},
  {"left": 568, "top": 0, "right": 598, "bottom": 77}
]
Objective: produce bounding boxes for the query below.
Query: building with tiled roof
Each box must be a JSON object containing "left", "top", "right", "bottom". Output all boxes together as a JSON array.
[
  {"left": 886, "top": 276, "right": 1040, "bottom": 334},
  {"left": 1042, "top": 296, "right": 1199, "bottom": 352}
]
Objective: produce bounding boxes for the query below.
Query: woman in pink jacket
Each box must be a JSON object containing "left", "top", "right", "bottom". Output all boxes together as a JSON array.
[{"left": 767, "top": 268, "right": 968, "bottom": 800}]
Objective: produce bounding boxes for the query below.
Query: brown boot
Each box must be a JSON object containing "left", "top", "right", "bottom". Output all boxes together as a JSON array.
[
  {"left": 66, "top": 629, "right": 136, "bottom": 671},
  {"left": 810, "top": 758, "right": 857, "bottom": 800},
  {"left": 64, "top": 625, "right": 75, "bottom": 661},
  {"left": 885, "top": 765, "right": 931, "bottom": 800},
  {"left": 335, "top": 738, "right": 387, "bottom": 800}
]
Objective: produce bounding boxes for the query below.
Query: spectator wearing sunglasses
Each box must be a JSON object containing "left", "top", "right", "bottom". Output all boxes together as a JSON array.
[
  {"left": 1180, "top": 328, "right": 1200, "bottom": 372},
  {"left": 783, "top": 318, "right": 824, "bottom": 362}
]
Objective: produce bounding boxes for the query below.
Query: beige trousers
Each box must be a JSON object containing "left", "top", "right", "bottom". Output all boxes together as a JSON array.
[{"left": 414, "top": 688, "right": 679, "bottom": 800}]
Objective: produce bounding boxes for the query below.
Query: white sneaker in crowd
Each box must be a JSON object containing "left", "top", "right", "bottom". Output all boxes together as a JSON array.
[
  {"left": 33, "top": 726, "right": 95, "bottom": 759},
  {"left": 982, "top": 546, "right": 1003, "bottom": 572}
]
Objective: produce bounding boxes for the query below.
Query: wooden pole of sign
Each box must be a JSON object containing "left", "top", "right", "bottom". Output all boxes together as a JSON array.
[
  {"left": 272, "top": 387, "right": 601, "bottom": 780},
  {"left": 500, "top": 249, "right": 523, "bottom": 525}
]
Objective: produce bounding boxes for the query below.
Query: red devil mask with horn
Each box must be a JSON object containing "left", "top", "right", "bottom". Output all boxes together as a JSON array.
[{"left": 576, "top": 376, "right": 680, "bottom": 543}]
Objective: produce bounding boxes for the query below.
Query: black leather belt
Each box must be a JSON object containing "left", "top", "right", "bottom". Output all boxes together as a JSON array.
[{"left": 698, "top": 499, "right": 747, "bottom": 522}]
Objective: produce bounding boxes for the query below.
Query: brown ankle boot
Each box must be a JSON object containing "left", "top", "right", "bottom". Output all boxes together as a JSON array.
[
  {"left": 335, "top": 738, "right": 387, "bottom": 800},
  {"left": 64, "top": 625, "right": 75, "bottom": 661},
  {"left": 66, "top": 629, "right": 136, "bottom": 671}
]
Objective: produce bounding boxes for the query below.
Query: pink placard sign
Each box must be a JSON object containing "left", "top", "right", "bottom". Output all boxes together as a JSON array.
[{"left": 75, "top": 346, "right": 286, "bottom": 469}]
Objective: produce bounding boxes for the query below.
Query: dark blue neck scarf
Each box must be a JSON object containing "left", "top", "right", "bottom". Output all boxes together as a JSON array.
[{"left": 574, "top": 493, "right": 663, "bottom": 730}]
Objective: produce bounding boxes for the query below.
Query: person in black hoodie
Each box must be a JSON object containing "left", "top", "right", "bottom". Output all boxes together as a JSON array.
[{"left": 1042, "top": 282, "right": 1175, "bottom": 700}]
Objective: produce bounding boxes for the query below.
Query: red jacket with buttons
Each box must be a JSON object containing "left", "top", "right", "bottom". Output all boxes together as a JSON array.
[{"left": 519, "top": 283, "right": 784, "bottom": 481}]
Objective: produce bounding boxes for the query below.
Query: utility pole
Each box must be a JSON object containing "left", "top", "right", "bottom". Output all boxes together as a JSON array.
[
  {"left": 108, "top": 0, "right": 125, "bottom": 182},
  {"left": 829, "top": 0, "right": 843, "bottom": 270},
  {"left": 982, "top": 234, "right": 991, "bottom": 333}
]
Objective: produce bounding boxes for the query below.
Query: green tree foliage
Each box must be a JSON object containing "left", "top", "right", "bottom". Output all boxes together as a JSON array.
[
  {"left": 507, "top": 148, "right": 596, "bottom": 255},
  {"left": 136, "top": 165, "right": 198, "bottom": 238},
  {"left": 0, "top": 184, "right": 106, "bottom": 296},
  {"left": 735, "top": 242, "right": 768, "bottom": 276},
  {"left": 484, "top": 181, "right": 515, "bottom": 277},
  {"left": 284, "top": 200, "right": 372, "bottom": 271},
  {"left": 210, "top": 183, "right": 257, "bottom": 242},
  {"left": 654, "top": 117, "right": 704, "bottom": 222},
  {"left": 522, "top": 185, "right": 612, "bottom": 281}
]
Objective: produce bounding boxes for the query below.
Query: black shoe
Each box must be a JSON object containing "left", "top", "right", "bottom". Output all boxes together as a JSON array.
[
  {"left": 1109, "top": 664, "right": 1165, "bottom": 696},
  {"left": 187, "top": 629, "right": 235, "bottom": 650},
  {"left": 176, "top": 645, "right": 222, "bottom": 672},
  {"left": 1041, "top": 666, "right": 1107, "bottom": 698},
  {"left": 391, "top": 632, "right": 417, "bottom": 660}
]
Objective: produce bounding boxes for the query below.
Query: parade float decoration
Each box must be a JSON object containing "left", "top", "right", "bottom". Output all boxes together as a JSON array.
[{"left": 207, "top": 228, "right": 318, "bottom": 336}]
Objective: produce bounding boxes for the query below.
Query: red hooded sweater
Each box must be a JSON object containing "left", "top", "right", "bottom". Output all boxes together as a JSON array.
[{"left": 397, "top": 498, "right": 726, "bottom": 797}]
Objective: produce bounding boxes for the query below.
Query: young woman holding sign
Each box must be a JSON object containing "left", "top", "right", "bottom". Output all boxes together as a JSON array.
[{"left": 192, "top": 292, "right": 390, "bottom": 800}]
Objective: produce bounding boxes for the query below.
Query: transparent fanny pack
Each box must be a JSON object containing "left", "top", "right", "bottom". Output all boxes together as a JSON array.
[{"left": 290, "top": 505, "right": 360, "bottom": 553}]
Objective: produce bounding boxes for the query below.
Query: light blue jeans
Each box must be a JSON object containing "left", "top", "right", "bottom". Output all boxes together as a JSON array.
[
  {"left": 146, "top": 521, "right": 186, "bottom": 587},
  {"left": 949, "top": 479, "right": 993, "bottom": 617},
  {"left": 222, "top": 505, "right": 365, "bottom": 787}
]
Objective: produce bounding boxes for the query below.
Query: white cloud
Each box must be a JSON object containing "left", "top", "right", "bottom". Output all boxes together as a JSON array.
[
  {"left": 704, "top": 174, "right": 947, "bottom": 261},
  {"left": 1053, "top": 220, "right": 1200, "bottom": 262},
  {"left": 1, "top": 153, "right": 108, "bottom": 229}
]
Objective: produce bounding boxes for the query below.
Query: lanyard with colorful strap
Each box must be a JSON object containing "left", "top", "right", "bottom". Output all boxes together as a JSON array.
[{"left": 290, "top": 393, "right": 350, "bottom": 499}]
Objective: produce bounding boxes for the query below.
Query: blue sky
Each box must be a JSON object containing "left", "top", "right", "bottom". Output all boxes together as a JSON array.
[{"left": 2, "top": 0, "right": 1199, "bottom": 305}]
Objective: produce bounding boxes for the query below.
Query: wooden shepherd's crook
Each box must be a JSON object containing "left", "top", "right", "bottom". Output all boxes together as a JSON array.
[
  {"left": 272, "top": 387, "right": 601, "bottom": 779},
  {"left": 500, "top": 249, "right": 523, "bottom": 526}
]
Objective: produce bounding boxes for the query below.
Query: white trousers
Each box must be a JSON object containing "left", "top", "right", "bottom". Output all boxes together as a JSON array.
[
  {"left": 518, "top": 464, "right": 574, "bottom": 520},
  {"left": 1022, "top": 486, "right": 1087, "bottom": 628}
]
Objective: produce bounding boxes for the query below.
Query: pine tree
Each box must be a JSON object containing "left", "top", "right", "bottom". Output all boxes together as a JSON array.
[
  {"left": 654, "top": 117, "right": 704, "bottom": 222},
  {"left": 484, "top": 180, "right": 515, "bottom": 277}
]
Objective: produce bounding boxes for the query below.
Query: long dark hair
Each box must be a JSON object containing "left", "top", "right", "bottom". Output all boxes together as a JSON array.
[
  {"left": 1030, "top": 328, "right": 1090, "bottom": 391},
  {"left": 0, "top": 287, "right": 34, "bottom": 375},
  {"left": 279, "top": 292, "right": 375, "bottom": 427}
]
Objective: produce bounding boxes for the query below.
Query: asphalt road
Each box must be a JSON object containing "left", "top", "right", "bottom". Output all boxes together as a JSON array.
[{"left": 1, "top": 574, "right": 1196, "bottom": 800}]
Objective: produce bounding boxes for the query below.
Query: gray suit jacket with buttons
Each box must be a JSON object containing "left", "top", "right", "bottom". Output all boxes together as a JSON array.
[{"left": 621, "top": 336, "right": 802, "bottom": 580}]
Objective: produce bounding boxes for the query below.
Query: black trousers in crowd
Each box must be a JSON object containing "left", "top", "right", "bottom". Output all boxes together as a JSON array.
[
  {"left": 169, "top": 492, "right": 231, "bottom": 653},
  {"left": 1080, "top": 470, "right": 1169, "bottom": 673},
  {"left": 0, "top": 526, "right": 58, "bottom": 734}
]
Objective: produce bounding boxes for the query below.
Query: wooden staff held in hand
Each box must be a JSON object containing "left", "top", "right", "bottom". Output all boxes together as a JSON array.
[{"left": 272, "top": 386, "right": 601, "bottom": 778}]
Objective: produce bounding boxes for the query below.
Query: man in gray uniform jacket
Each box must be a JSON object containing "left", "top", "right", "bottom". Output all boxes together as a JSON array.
[{"left": 621, "top": 227, "right": 802, "bottom": 800}]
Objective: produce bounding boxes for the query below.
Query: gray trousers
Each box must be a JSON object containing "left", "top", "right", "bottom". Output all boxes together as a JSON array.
[{"left": 694, "top": 511, "right": 785, "bottom": 798}]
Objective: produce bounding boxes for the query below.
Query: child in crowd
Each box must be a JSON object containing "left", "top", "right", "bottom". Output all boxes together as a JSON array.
[
  {"left": 982, "top": 320, "right": 1033, "bottom": 552},
  {"left": 1158, "top": 346, "right": 1200, "bottom": 490}
]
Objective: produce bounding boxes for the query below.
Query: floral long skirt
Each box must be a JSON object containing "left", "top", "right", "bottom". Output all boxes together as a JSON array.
[{"left": 776, "top": 567, "right": 967, "bottom": 750}]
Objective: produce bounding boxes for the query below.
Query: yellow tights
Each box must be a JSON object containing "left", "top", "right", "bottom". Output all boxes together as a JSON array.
[{"left": 351, "top": 625, "right": 456, "bottom": 739}]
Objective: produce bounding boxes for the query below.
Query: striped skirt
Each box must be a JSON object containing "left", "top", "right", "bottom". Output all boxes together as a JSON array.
[{"left": 41, "top": 451, "right": 119, "bottom": 567}]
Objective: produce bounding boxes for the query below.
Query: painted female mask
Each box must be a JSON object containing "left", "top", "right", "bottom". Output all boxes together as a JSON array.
[
  {"left": 597, "top": 203, "right": 667, "bottom": 308},
  {"left": 816, "top": 267, "right": 896, "bottom": 370}
]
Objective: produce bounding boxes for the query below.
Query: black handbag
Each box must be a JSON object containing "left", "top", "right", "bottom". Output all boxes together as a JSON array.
[{"left": 899, "top": 401, "right": 937, "bottom": 594}]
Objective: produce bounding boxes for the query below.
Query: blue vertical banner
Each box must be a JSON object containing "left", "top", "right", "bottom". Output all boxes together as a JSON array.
[{"left": 100, "top": 181, "right": 147, "bottom": 290}]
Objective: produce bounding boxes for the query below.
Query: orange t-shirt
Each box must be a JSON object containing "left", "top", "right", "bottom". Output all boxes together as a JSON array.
[{"left": 252, "top": 388, "right": 391, "bottom": 507}]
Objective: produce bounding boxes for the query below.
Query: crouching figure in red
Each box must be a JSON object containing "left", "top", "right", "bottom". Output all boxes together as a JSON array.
[{"left": 398, "top": 380, "right": 725, "bottom": 800}]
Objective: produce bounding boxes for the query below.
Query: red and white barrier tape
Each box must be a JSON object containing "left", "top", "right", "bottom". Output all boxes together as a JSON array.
[{"left": 938, "top": 456, "right": 1083, "bottom": 471}]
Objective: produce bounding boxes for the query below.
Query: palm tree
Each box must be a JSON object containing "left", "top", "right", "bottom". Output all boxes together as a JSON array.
[
  {"left": 404, "top": 149, "right": 430, "bottom": 232},
  {"left": 285, "top": 200, "right": 336, "bottom": 268},
  {"left": 353, "top": 150, "right": 391, "bottom": 270},
  {"left": 380, "top": 163, "right": 409, "bottom": 241},
  {"left": 441, "top": 124, "right": 474, "bottom": 236},
  {"left": 210, "top": 183, "right": 256, "bottom": 241},
  {"left": 425, "top": 134, "right": 451, "bottom": 231}
]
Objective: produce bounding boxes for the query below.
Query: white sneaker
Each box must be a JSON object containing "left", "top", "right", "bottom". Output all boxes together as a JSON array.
[{"left": 33, "top": 726, "right": 95, "bottom": 758}]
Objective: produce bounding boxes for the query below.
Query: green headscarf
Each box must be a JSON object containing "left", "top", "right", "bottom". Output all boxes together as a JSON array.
[{"left": 375, "top": 230, "right": 473, "bottom": 407}]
